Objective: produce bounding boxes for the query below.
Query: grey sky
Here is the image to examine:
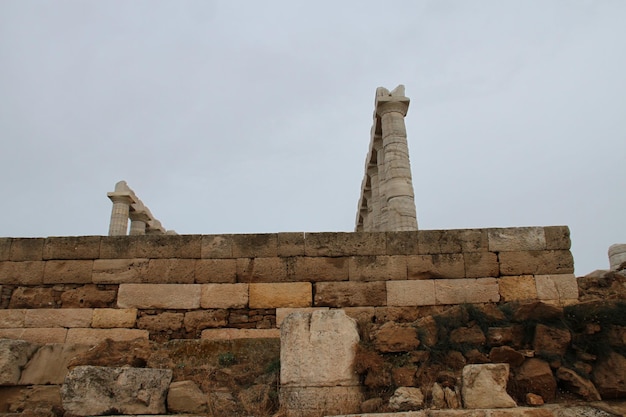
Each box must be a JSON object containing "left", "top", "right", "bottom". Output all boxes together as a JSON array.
[{"left": 1, "top": 1, "right": 624, "bottom": 275}]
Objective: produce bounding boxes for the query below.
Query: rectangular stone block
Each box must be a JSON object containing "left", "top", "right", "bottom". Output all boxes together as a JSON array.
[
  {"left": 237, "top": 257, "right": 288, "bottom": 283},
  {"left": 387, "top": 280, "right": 436, "bottom": 306},
  {"left": 314, "top": 282, "right": 386, "bottom": 307},
  {"left": 117, "top": 284, "right": 201, "bottom": 309},
  {"left": 142, "top": 258, "right": 195, "bottom": 283},
  {"left": 488, "top": 227, "right": 546, "bottom": 252},
  {"left": 201, "top": 328, "right": 280, "bottom": 340},
  {"left": 43, "top": 236, "right": 101, "bottom": 260},
  {"left": 304, "top": 232, "right": 386, "bottom": 256},
  {"left": 278, "top": 232, "right": 305, "bottom": 257},
  {"left": 407, "top": 254, "right": 465, "bottom": 279},
  {"left": 434, "top": 278, "right": 500, "bottom": 305},
  {"left": 275, "top": 307, "right": 330, "bottom": 328},
  {"left": 535, "top": 274, "right": 579, "bottom": 301},
  {"left": 201, "top": 283, "right": 248, "bottom": 309},
  {"left": 249, "top": 282, "right": 312, "bottom": 308},
  {"left": 195, "top": 259, "right": 237, "bottom": 283},
  {"left": 25, "top": 309, "right": 93, "bottom": 328},
  {"left": 9, "top": 238, "right": 44, "bottom": 261},
  {"left": 498, "top": 275, "right": 538, "bottom": 302},
  {"left": 349, "top": 255, "right": 407, "bottom": 281},
  {"left": 0, "top": 328, "right": 67, "bottom": 344},
  {"left": 100, "top": 235, "right": 201, "bottom": 259},
  {"left": 92, "top": 308, "right": 137, "bottom": 328},
  {"left": 499, "top": 250, "right": 574, "bottom": 275},
  {"left": 201, "top": 234, "right": 234, "bottom": 258},
  {"left": 0, "top": 238, "right": 11, "bottom": 261},
  {"left": 66, "top": 328, "right": 148, "bottom": 345},
  {"left": 0, "top": 261, "right": 44, "bottom": 285},
  {"left": 0, "top": 309, "right": 26, "bottom": 328},
  {"left": 43, "top": 260, "right": 93, "bottom": 284},
  {"left": 92, "top": 258, "right": 149, "bottom": 284},
  {"left": 464, "top": 252, "right": 499, "bottom": 278},
  {"left": 544, "top": 226, "right": 571, "bottom": 250},
  {"left": 293, "top": 257, "right": 348, "bottom": 282},
  {"left": 418, "top": 230, "right": 465, "bottom": 254},
  {"left": 231, "top": 234, "right": 278, "bottom": 258},
  {"left": 386, "top": 231, "right": 419, "bottom": 255}
]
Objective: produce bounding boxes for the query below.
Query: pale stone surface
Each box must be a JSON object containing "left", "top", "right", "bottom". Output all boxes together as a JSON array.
[
  {"left": 280, "top": 310, "right": 359, "bottom": 387},
  {"left": 201, "top": 234, "right": 234, "bottom": 258},
  {"left": 609, "top": 243, "right": 626, "bottom": 270},
  {"left": 280, "top": 385, "right": 363, "bottom": 417},
  {"left": 499, "top": 250, "right": 574, "bottom": 275},
  {"left": 0, "top": 339, "right": 38, "bottom": 384},
  {"left": 387, "top": 280, "right": 436, "bottom": 306},
  {"left": 488, "top": 227, "right": 546, "bottom": 252},
  {"left": 464, "top": 252, "right": 499, "bottom": 278},
  {"left": 276, "top": 307, "right": 329, "bottom": 328},
  {"left": 144, "top": 258, "right": 195, "bottom": 283},
  {"left": 0, "top": 260, "right": 45, "bottom": 284},
  {"left": 315, "top": 281, "right": 386, "bottom": 307},
  {"left": 65, "top": 328, "right": 148, "bottom": 345},
  {"left": 277, "top": 232, "right": 306, "bottom": 256},
  {"left": 0, "top": 328, "right": 67, "bottom": 344},
  {"left": 0, "top": 309, "right": 26, "bottom": 328},
  {"left": 236, "top": 257, "right": 288, "bottom": 282},
  {"left": 117, "top": 283, "right": 201, "bottom": 309},
  {"left": 389, "top": 387, "right": 424, "bottom": 411},
  {"left": 462, "top": 364, "right": 516, "bottom": 409},
  {"left": 24, "top": 308, "right": 93, "bottom": 328},
  {"left": 91, "top": 308, "right": 137, "bottom": 328},
  {"left": 167, "top": 380, "right": 208, "bottom": 413},
  {"left": 61, "top": 366, "right": 172, "bottom": 415},
  {"left": 294, "top": 256, "right": 349, "bottom": 281},
  {"left": 200, "top": 328, "right": 279, "bottom": 340},
  {"left": 3, "top": 385, "right": 63, "bottom": 413},
  {"left": 92, "top": 258, "right": 150, "bottom": 283},
  {"left": 434, "top": 278, "right": 500, "bottom": 305},
  {"left": 249, "top": 282, "right": 311, "bottom": 308},
  {"left": 535, "top": 274, "right": 579, "bottom": 301},
  {"left": 43, "top": 260, "right": 93, "bottom": 284},
  {"left": 201, "top": 283, "right": 248, "bottom": 308},
  {"left": 407, "top": 254, "right": 465, "bottom": 279},
  {"left": 349, "top": 255, "right": 407, "bottom": 281},
  {"left": 43, "top": 236, "right": 101, "bottom": 260},
  {"left": 195, "top": 258, "right": 237, "bottom": 283},
  {"left": 19, "top": 343, "right": 91, "bottom": 384},
  {"left": 498, "top": 275, "right": 538, "bottom": 301}
]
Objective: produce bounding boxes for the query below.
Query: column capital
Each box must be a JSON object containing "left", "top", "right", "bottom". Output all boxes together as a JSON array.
[
  {"left": 376, "top": 97, "right": 410, "bottom": 117},
  {"left": 107, "top": 192, "right": 134, "bottom": 205}
]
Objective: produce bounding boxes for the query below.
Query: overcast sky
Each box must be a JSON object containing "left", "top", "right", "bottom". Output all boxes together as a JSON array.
[{"left": 1, "top": 1, "right": 624, "bottom": 275}]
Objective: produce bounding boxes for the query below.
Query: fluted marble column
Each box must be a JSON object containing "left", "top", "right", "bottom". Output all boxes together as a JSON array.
[
  {"left": 129, "top": 210, "right": 150, "bottom": 235},
  {"left": 107, "top": 181, "right": 135, "bottom": 236}
]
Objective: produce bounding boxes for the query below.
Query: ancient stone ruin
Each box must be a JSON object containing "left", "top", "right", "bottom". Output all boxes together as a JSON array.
[{"left": 0, "top": 86, "right": 625, "bottom": 416}]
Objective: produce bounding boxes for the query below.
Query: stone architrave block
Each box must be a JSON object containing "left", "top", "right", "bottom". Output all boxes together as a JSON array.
[
  {"left": 0, "top": 309, "right": 26, "bottom": 328},
  {"left": 314, "top": 281, "right": 386, "bottom": 307},
  {"left": 143, "top": 258, "right": 195, "bottom": 283},
  {"left": 236, "top": 257, "right": 288, "bottom": 283},
  {"left": 0, "top": 328, "right": 68, "bottom": 344},
  {"left": 19, "top": 344, "right": 92, "bottom": 385},
  {"left": 434, "top": 278, "right": 500, "bottom": 305},
  {"left": 24, "top": 309, "right": 93, "bottom": 328},
  {"left": 201, "top": 234, "right": 234, "bottom": 258},
  {"left": 277, "top": 232, "right": 305, "bottom": 257},
  {"left": 61, "top": 366, "right": 172, "bottom": 416},
  {"left": 387, "top": 280, "right": 436, "bottom": 306},
  {"left": 249, "top": 282, "right": 311, "bottom": 308},
  {"left": 200, "top": 283, "right": 248, "bottom": 309},
  {"left": 275, "top": 307, "right": 330, "bottom": 328},
  {"left": 499, "top": 250, "right": 574, "bottom": 275},
  {"left": 65, "top": 328, "right": 148, "bottom": 345},
  {"left": 0, "top": 261, "right": 45, "bottom": 285},
  {"left": 195, "top": 259, "right": 237, "bottom": 283},
  {"left": 535, "top": 274, "right": 579, "bottom": 301},
  {"left": 9, "top": 238, "right": 44, "bottom": 261},
  {"left": 231, "top": 234, "right": 278, "bottom": 258},
  {"left": 200, "top": 328, "right": 280, "bottom": 340},
  {"left": 293, "top": 256, "right": 348, "bottom": 282},
  {"left": 43, "top": 236, "right": 101, "bottom": 260},
  {"left": 544, "top": 226, "right": 571, "bottom": 250},
  {"left": 464, "top": 252, "right": 499, "bottom": 278},
  {"left": 43, "top": 260, "right": 93, "bottom": 284},
  {"left": 91, "top": 309, "right": 137, "bottom": 328},
  {"left": 348, "top": 255, "right": 407, "bottom": 281},
  {"left": 117, "top": 283, "right": 201, "bottom": 309},
  {"left": 0, "top": 339, "right": 38, "bottom": 385},
  {"left": 488, "top": 227, "right": 546, "bottom": 252},
  {"left": 407, "top": 254, "right": 465, "bottom": 279},
  {"left": 462, "top": 363, "right": 516, "bottom": 409},
  {"left": 92, "top": 258, "right": 149, "bottom": 284},
  {"left": 305, "top": 232, "right": 386, "bottom": 257},
  {"left": 498, "top": 275, "right": 538, "bottom": 302},
  {"left": 0, "top": 238, "right": 10, "bottom": 261}
]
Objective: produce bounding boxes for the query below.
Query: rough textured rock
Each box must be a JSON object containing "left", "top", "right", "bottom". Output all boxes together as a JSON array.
[
  {"left": 514, "top": 358, "right": 557, "bottom": 402},
  {"left": 67, "top": 338, "right": 153, "bottom": 368},
  {"left": 513, "top": 302, "right": 563, "bottom": 322},
  {"left": 526, "top": 392, "right": 544, "bottom": 406},
  {"left": 533, "top": 324, "right": 571, "bottom": 357},
  {"left": 431, "top": 382, "right": 446, "bottom": 409},
  {"left": 239, "top": 384, "right": 274, "bottom": 416},
  {"left": 388, "top": 387, "right": 424, "bottom": 411},
  {"left": 373, "top": 321, "right": 420, "bottom": 352},
  {"left": 592, "top": 351, "right": 626, "bottom": 399},
  {"left": 360, "top": 397, "right": 383, "bottom": 413},
  {"left": 556, "top": 367, "right": 601, "bottom": 401},
  {"left": 461, "top": 363, "right": 516, "bottom": 409},
  {"left": 61, "top": 366, "right": 172, "bottom": 416},
  {"left": 443, "top": 386, "right": 461, "bottom": 409},
  {"left": 280, "top": 386, "right": 362, "bottom": 417},
  {"left": 166, "top": 380, "right": 207, "bottom": 413},
  {"left": 19, "top": 344, "right": 91, "bottom": 384},
  {"left": 0, "top": 339, "right": 38, "bottom": 385},
  {"left": 450, "top": 326, "right": 486, "bottom": 345},
  {"left": 490, "top": 346, "right": 526, "bottom": 367}
]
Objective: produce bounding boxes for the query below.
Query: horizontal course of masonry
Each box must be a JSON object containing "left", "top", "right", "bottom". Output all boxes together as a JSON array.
[{"left": 0, "top": 226, "right": 576, "bottom": 345}]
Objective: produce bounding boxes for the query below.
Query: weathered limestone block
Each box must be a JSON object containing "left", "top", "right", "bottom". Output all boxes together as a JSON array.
[
  {"left": 183, "top": 310, "right": 228, "bottom": 332},
  {"left": 389, "top": 387, "right": 424, "bottom": 411},
  {"left": 92, "top": 308, "right": 137, "bottom": 328},
  {"left": 9, "top": 286, "right": 55, "bottom": 308},
  {"left": 499, "top": 250, "right": 574, "bottom": 275},
  {"left": 195, "top": 258, "right": 237, "bottom": 283},
  {"left": 167, "top": 380, "right": 208, "bottom": 413},
  {"left": 544, "top": 226, "right": 571, "bottom": 250},
  {"left": 418, "top": 229, "right": 487, "bottom": 254},
  {"left": 43, "top": 260, "right": 93, "bottom": 284},
  {"left": 43, "top": 236, "right": 101, "bottom": 260},
  {"left": 407, "top": 254, "right": 465, "bottom": 279},
  {"left": 0, "top": 339, "right": 38, "bottom": 385},
  {"left": 488, "top": 227, "right": 546, "bottom": 252},
  {"left": 0, "top": 310, "right": 26, "bottom": 328},
  {"left": 434, "top": 278, "right": 499, "bottom": 305},
  {"left": 231, "top": 233, "right": 278, "bottom": 258},
  {"left": 201, "top": 283, "right": 248, "bottom": 308},
  {"left": 315, "top": 281, "right": 386, "bottom": 307},
  {"left": 514, "top": 358, "right": 557, "bottom": 402},
  {"left": 277, "top": 232, "right": 305, "bottom": 256},
  {"left": 498, "top": 275, "right": 538, "bottom": 301},
  {"left": 137, "top": 312, "right": 183, "bottom": 332},
  {"left": 0, "top": 261, "right": 44, "bottom": 285},
  {"left": 464, "top": 252, "right": 499, "bottom": 278},
  {"left": 386, "top": 280, "right": 436, "bottom": 306},
  {"left": 9, "top": 238, "right": 44, "bottom": 261},
  {"left": 92, "top": 258, "right": 149, "bottom": 283},
  {"left": 294, "top": 256, "right": 349, "bottom": 281},
  {"left": 19, "top": 344, "right": 91, "bottom": 384},
  {"left": 304, "top": 232, "right": 387, "bottom": 257},
  {"left": 24, "top": 308, "right": 93, "bottom": 328},
  {"left": 373, "top": 322, "right": 420, "bottom": 352},
  {"left": 349, "top": 255, "right": 407, "bottom": 281},
  {"left": 0, "top": 238, "right": 10, "bottom": 261},
  {"left": 276, "top": 307, "right": 329, "bottom": 328},
  {"left": 249, "top": 282, "right": 311, "bottom": 308},
  {"left": 201, "top": 234, "right": 234, "bottom": 258},
  {"left": 609, "top": 244, "right": 626, "bottom": 270},
  {"left": 100, "top": 235, "right": 201, "bottom": 259},
  {"left": 0, "top": 328, "right": 67, "bottom": 344},
  {"left": 237, "top": 257, "right": 288, "bottom": 282},
  {"left": 143, "top": 258, "right": 195, "bottom": 283},
  {"left": 3, "top": 385, "right": 62, "bottom": 413},
  {"left": 65, "top": 328, "right": 148, "bottom": 345},
  {"left": 117, "top": 283, "right": 201, "bottom": 309},
  {"left": 201, "top": 328, "right": 279, "bottom": 340},
  {"left": 61, "top": 366, "right": 172, "bottom": 415},
  {"left": 535, "top": 274, "right": 579, "bottom": 302},
  {"left": 462, "top": 363, "right": 516, "bottom": 409},
  {"left": 279, "top": 385, "right": 363, "bottom": 417},
  {"left": 60, "top": 284, "right": 117, "bottom": 308}
]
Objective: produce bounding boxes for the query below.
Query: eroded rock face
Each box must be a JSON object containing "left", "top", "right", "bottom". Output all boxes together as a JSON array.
[
  {"left": 61, "top": 366, "right": 172, "bottom": 416},
  {"left": 388, "top": 386, "right": 424, "bottom": 411},
  {"left": 166, "top": 380, "right": 207, "bottom": 413},
  {"left": 373, "top": 321, "right": 421, "bottom": 353},
  {"left": 461, "top": 363, "right": 516, "bottom": 409},
  {"left": 556, "top": 367, "right": 601, "bottom": 401},
  {"left": 0, "top": 339, "right": 38, "bottom": 385},
  {"left": 514, "top": 358, "right": 557, "bottom": 402},
  {"left": 593, "top": 351, "right": 626, "bottom": 399}
]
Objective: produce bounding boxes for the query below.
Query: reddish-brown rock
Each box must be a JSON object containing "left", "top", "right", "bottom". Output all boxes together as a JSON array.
[
  {"left": 556, "top": 367, "right": 601, "bottom": 401},
  {"left": 373, "top": 322, "right": 420, "bottom": 353},
  {"left": 514, "top": 358, "right": 556, "bottom": 402},
  {"left": 490, "top": 346, "right": 526, "bottom": 367},
  {"left": 533, "top": 324, "right": 571, "bottom": 357},
  {"left": 592, "top": 351, "right": 626, "bottom": 399},
  {"left": 450, "top": 326, "right": 486, "bottom": 345},
  {"left": 60, "top": 285, "right": 116, "bottom": 308}
]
